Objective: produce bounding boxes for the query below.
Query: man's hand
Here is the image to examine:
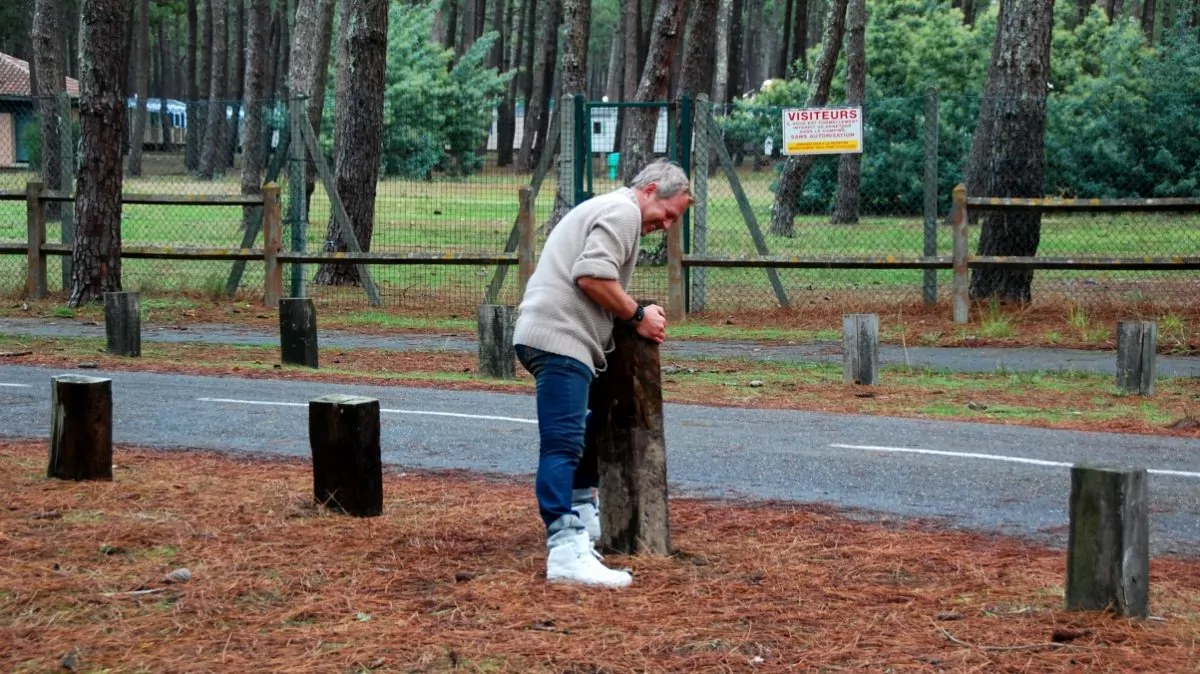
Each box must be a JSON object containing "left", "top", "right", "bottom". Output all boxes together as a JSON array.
[{"left": 635, "top": 304, "right": 667, "bottom": 344}]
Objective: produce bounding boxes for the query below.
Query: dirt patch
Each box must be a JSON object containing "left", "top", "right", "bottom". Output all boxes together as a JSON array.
[{"left": 2, "top": 440, "right": 1197, "bottom": 672}]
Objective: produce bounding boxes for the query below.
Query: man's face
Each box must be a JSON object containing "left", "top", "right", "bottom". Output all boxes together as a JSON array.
[{"left": 640, "top": 185, "right": 694, "bottom": 235}]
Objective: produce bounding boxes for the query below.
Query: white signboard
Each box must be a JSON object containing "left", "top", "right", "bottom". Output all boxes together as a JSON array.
[{"left": 781, "top": 107, "right": 863, "bottom": 155}]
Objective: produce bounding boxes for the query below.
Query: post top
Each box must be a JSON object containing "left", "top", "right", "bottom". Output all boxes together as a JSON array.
[
  {"left": 310, "top": 394, "right": 378, "bottom": 406},
  {"left": 53, "top": 374, "right": 111, "bottom": 385}
]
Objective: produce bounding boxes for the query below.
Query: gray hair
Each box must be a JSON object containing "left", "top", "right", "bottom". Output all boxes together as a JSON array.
[{"left": 629, "top": 159, "right": 692, "bottom": 199}]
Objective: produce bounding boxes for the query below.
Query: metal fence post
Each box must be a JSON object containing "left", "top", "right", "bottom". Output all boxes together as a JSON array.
[
  {"left": 58, "top": 93, "right": 76, "bottom": 290},
  {"left": 561, "top": 97, "right": 577, "bottom": 207},
  {"left": 922, "top": 86, "right": 939, "bottom": 306},
  {"left": 679, "top": 94, "right": 692, "bottom": 312},
  {"left": 690, "top": 95, "right": 710, "bottom": 313},
  {"left": 518, "top": 186, "right": 535, "bottom": 300},
  {"left": 288, "top": 98, "right": 307, "bottom": 298}
]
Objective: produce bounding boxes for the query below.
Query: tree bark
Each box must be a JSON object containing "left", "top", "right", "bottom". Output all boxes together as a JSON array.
[
  {"left": 288, "top": 0, "right": 336, "bottom": 207},
  {"left": 604, "top": 18, "right": 623, "bottom": 100},
  {"left": 69, "top": 0, "right": 127, "bottom": 307},
  {"left": 516, "top": 0, "right": 558, "bottom": 172},
  {"left": 222, "top": 0, "right": 245, "bottom": 169},
  {"left": 1140, "top": 0, "right": 1155, "bottom": 41},
  {"left": 742, "top": 0, "right": 761, "bottom": 91},
  {"left": 497, "top": 0, "right": 527, "bottom": 166},
  {"left": 127, "top": 0, "right": 150, "bottom": 176},
  {"left": 331, "top": 0, "right": 351, "bottom": 165},
  {"left": 831, "top": 0, "right": 865, "bottom": 224},
  {"left": 32, "top": 0, "right": 65, "bottom": 212},
  {"left": 767, "top": 0, "right": 848, "bottom": 237},
  {"left": 185, "top": 0, "right": 201, "bottom": 170},
  {"left": 727, "top": 0, "right": 743, "bottom": 98},
  {"left": 618, "top": 0, "right": 641, "bottom": 148},
  {"left": 547, "top": 0, "right": 590, "bottom": 228},
  {"left": 711, "top": 0, "right": 732, "bottom": 105},
  {"left": 157, "top": 19, "right": 175, "bottom": 152},
  {"left": 679, "top": 0, "right": 719, "bottom": 98},
  {"left": 198, "top": 0, "right": 227, "bottom": 179},
  {"left": 968, "top": 0, "right": 1054, "bottom": 303},
  {"left": 240, "top": 0, "right": 270, "bottom": 231},
  {"left": 312, "top": 0, "right": 389, "bottom": 286},
  {"left": 619, "top": 0, "right": 686, "bottom": 181}
]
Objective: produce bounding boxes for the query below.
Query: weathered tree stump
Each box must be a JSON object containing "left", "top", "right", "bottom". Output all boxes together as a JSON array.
[
  {"left": 280, "top": 297, "right": 318, "bottom": 368},
  {"left": 1116, "top": 321, "right": 1156, "bottom": 396},
  {"left": 843, "top": 313, "right": 879, "bottom": 385},
  {"left": 589, "top": 305, "right": 671, "bottom": 555},
  {"left": 48, "top": 375, "right": 113, "bottom": 481},
  {"left": 309, "top": 394, "right": 382, "bottom": 517},
  {"left": 477, "top": 304, "right": 517, "bottom": 379},
  {"left": 104, "top": 291, "right": 141, "bottom": 357},
  {"left": 1066, "top": 465, "right": 1149, "bottom": 618}
]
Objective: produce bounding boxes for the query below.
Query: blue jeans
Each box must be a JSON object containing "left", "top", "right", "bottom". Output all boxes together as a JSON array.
[{"left": 515, "top": 345, "right": 598, "bottom": 533}]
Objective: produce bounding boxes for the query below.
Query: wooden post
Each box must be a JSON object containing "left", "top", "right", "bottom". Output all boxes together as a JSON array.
[
  {"left": 279, "top": 297, "right": 318, "bottom": 368},
  {"left": 517, "top": 186, "right": 535, "bottom": 300},
  {"left": 1066, "top": 465, "right": 1149, "bottom": 618},
  {"left": 104, "top": 292, "right": 141, "bottom": 357},
  {"left": 590, "top": 303, "right": 671, "bottom": 555},
  {"left": 1116, "top": 321, "right": 1156, "bottom": 396},
  {"left": 667, "top": 211, "right": 685, "bottom": 323},
  {"left": 843, "top": 313, "right": 879, "bottom": 385},
  {"left": 951, "top": 184, "right": 969, "bottom": 323},
  {"left": 261, "top": 184, "right": 284, "bottom": 308},
  {"left": 477, "top": 304, "right": 517, "bottom": 379},
  {"left": 48, "top": 375, "right": 113, "bottom": 481},
  {"left": 26, "top": 181, "right": 47, "bottom": 300},
  {"left": 309, "top": 394, "right": 382, "bottom": 516}
]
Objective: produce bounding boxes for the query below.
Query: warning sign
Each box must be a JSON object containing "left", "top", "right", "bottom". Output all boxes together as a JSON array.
[{"left": 781, "top": 107, "right": 863, "bottom": 155}]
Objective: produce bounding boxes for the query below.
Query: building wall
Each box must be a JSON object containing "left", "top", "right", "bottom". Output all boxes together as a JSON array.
[{"left": 0, "top": 112, "right": 14, "bottom": 167}]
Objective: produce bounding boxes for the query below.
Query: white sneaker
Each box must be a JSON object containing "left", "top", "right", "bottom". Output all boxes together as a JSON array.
[
  {"left": 546, "top": 529, "right": 631, "bottom": 588},
  {"left": 574, "top": 502, "right": 601, "bottom": 543}
]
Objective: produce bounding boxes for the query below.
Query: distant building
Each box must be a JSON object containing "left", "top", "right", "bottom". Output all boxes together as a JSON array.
[
  {"left": 487, "top": 104, "right": 669, "bottom": 154},
  {"left": 0, "top": 52, "right": 80, "bottom": 168},
  {"left": 125, "top": 96, "right": 189, "bottom": 147}
]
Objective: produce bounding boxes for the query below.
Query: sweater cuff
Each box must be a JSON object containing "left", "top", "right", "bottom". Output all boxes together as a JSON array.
[{"left": 571, "top": 259, "right": 620, "bottom": 282}]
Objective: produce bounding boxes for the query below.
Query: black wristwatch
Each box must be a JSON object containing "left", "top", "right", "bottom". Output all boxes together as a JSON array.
[{"left": 626, "top": 305, "right": 645, "bottom": 325}]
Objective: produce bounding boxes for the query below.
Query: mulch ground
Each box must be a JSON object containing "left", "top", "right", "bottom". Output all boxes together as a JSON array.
[{"left": 2, "top": 440, "right": 1198, "bottom": 673}]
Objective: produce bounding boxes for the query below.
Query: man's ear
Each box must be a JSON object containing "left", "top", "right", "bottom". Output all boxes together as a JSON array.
[{"left": 643, "top": 182, "right": 658, "bottom": 198}]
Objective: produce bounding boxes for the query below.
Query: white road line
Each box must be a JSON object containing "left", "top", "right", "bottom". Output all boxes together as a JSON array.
[
  {"left": 831, "top": 443, "right": 1200, "bottom": 479},
  {"left": 197, "top": 397, "right": 537, "bottom": 425},
  {"left": 0, "top": 383, "right": 32, "bottom": 388}
]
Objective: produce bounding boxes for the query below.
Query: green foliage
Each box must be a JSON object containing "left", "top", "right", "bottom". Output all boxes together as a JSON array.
[
  {"left": 715, "top": 0, "right": 1199, "bottom": 216},
  {"left": 380, "top": 2, "right": 509, "bottom": 179}
]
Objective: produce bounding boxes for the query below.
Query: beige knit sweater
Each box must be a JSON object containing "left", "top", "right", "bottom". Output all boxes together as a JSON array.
[{"left": 513, "top": 187, "right": 642, "bottom": 373}]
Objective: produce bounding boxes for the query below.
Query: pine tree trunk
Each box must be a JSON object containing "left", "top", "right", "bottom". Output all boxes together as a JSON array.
[
  {"left": 69, "top": 0, "right": 127, "bottom": 307},
  {"left": 619, "top": 0, "right": 686, "bottom": 181},
  {"left": 1140, "top": 0, "right": 1156, "bottom": 42},
  {"left": 679, "top": 0, "right": 719, "bottom": 98},
  {"left": 127, "top": 0, "right": 150, "bottom": 176},
  {"left": 617, "top": 0, "right": 641, "bottom": 149},
  {"left": 32, "top": 0, "right": 65, "bottom": 218},
  {"left": 831, "top": 0, "right": 865, "bottom": 225},
  {"left": 223, "top": 0, "right": 245, "bottom": 169},
  {"left": 157, "top": 19, "right": 174, "bottom": 152},
  {"left": 547, "top": 0, "right": 590, "bottom": 229},
  {"left": 497, "top": 0, "right": 528, "bottom": 166},
  {"left": 185, "top": 0, "right": 201, "bottom": 170},
  {"left": 790, "top": 0, "right": 808, "bottom": 72},
  {"left": 711, "top": 0, "right": 731, "bottom": 105},
  {"left": 312, "top": 0, "right": 389, "bottom": 286},
  {"left": 767, "top": 0, "right": 847, "bottom": 237},
  {"left": 516, "top": 0, "right": 557, "bottom": 172},
  {"left": 727, "top": 0, "right": 743, "bottom": 98},
  {"left": 965, "top": 0, "right": 1006, "bottom": 205},
  {"left": 198, "top": 0, "right": 227, "bottom": 179},
  {"left": 968, "top": 0, "right": 1054, "bottom": 304},
  {"left": 240, "top": 0, "right": 270, "bottom": 231},
  {"left": 288, "top": 0, "right": 336, "bottom": 207}
]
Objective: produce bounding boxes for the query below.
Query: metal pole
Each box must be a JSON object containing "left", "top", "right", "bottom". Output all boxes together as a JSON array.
[{"left": 922, "top": 86, "right": 939, "bottom": 306}]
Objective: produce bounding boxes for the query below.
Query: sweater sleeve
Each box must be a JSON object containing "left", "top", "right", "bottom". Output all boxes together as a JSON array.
[{"left": 570, "top": 203, "right": 640, "bottom": 282}]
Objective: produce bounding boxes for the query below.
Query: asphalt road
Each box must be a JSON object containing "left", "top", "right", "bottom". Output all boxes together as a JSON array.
[{"left": 3, "top": 363, "right": 1198, "bottom": 555}]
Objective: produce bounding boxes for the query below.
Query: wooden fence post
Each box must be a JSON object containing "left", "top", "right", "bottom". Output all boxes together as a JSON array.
[
  {"left": 279, "top": 297, "right": 318, "bottom": 368},
  {"left": 667, "top": 210, "right": 685, "bottom": 323},
  {"left": 1116, "top": 321, "right": 1156, "bottom": 396},
  {"left": 951, "top": 184, "right": 969, "bottom": 323},
  {"left": 1066, "top": 465, "right": 1149, "bottom": 618},
  {"left": 26, "top": 181, "right": 47, "bottom": 300},
  {"left": 590, "top": 304, "right": 671, "bottom": 555},
  {"left": 261, "top": 184, "right": 283, "bottom": 308},
  {"left": 309, "top": 394, "right": 382, "bottom": 516},
  {"left": 104, "top": 292, "right": 141, "bottom": 357},
  {"left": 477, "top": 305, "right": 517, "bottom": 379},
  {"left": 843, "top": 313, "right": 879, "bottom": 385},
  {"left": 518, "top": 186, "right": 535, "bottom": 300},
  {"left": 48, "top": 375, "right": 113, "bottom": 481}
]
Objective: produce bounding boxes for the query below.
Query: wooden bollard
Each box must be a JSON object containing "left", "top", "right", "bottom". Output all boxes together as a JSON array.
[
  {"left": 477, "top": 304, "right": 517, "bottom": 379},
  {"left": 1116, "top": 321, "right": 1156, "bottom": 396},
  {"left": 279, "top": 297, "right": 318, "bottom": 368},
  {"left": 309, "top": 394, "right": 382, "bottom": 516},
  {"left": 1066, "top": 465, "right": 1149, "bottom": 618},
  {"left": 842, "top": 313, "right": 879, "bottom": 385},
  {"left": 48, "top": 375, "right": 113, "bottom": 481},
  {"left": 588, "top": 304, "right": 670, "bottom": 555},
  {"left": 104, "top": 292, "right": 141, "bottom": 357}
]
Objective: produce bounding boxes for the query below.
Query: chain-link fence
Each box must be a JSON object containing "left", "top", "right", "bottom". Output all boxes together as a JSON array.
[{"left": 3, "top": 91, "right": 1197, "bottom": 316}]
